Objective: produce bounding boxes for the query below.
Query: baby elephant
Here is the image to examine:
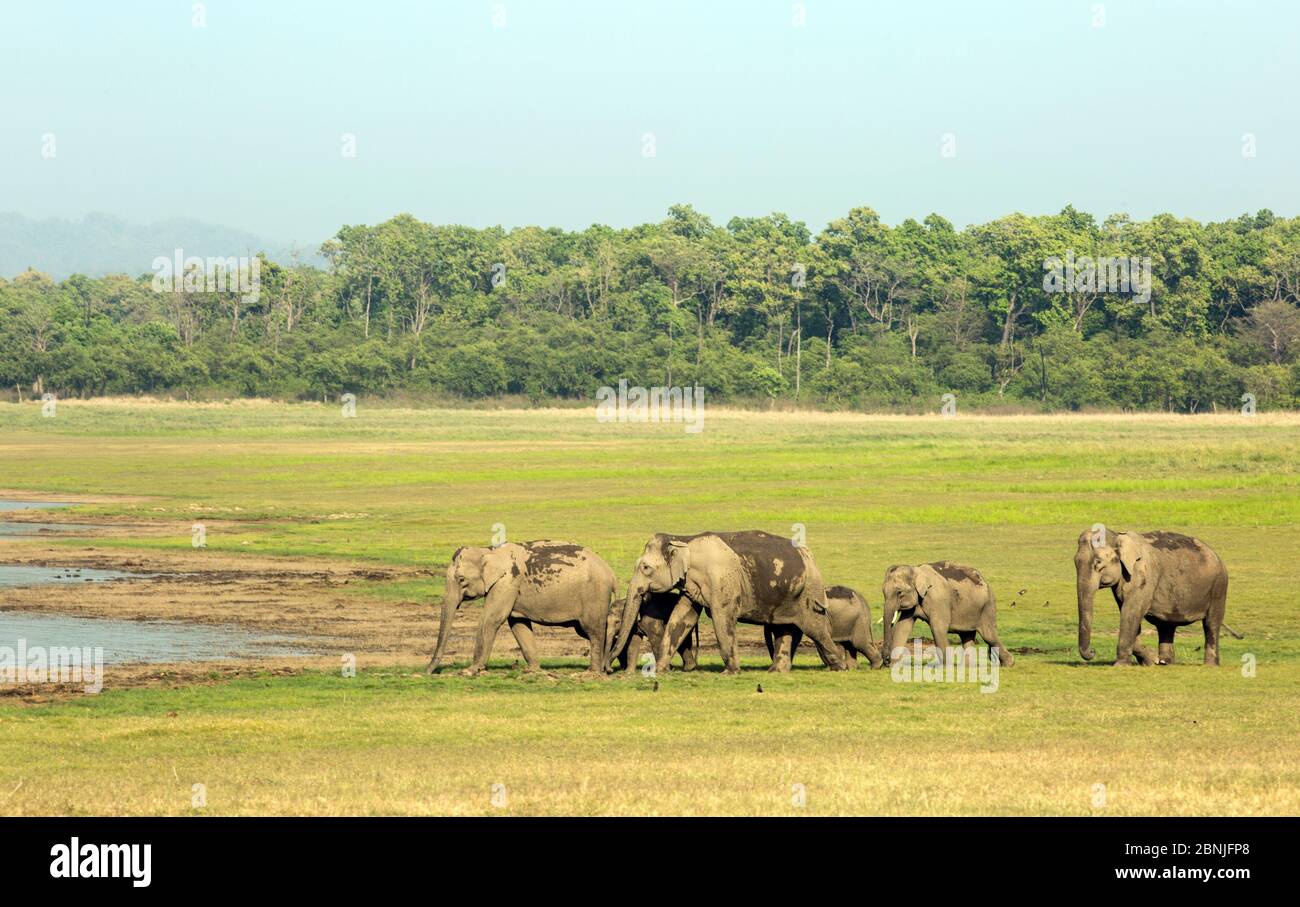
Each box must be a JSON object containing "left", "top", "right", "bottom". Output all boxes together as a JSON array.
[
  {"left": 763, "top": 585, "right": 884, "bottom": 669},
  {"left": 881, "top": 562, "right": 1013, "bottom": 667},
  {"left": 610, "top": 592, "right": 699, "bottom": 673}
]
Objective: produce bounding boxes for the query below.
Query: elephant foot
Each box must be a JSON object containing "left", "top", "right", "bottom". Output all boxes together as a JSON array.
[
  {"left": 721, "top": 666, "right": 741, "bottom": 676},
  {"left": 1111, "top": 659, "right": 1134, "bottom": 668}
]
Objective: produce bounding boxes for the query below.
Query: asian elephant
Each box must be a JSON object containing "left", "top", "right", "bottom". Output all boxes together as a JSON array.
[
  {"left": 609, "top": 592, "right": 700, "bottom": 673},
  {"left": 427, "top": 540, "right": 617, "bottom": 676},
  {"left": 607, "top": 530, "right": 846, "bottom": 675},
  {"left": 762, "top": 585, "right": 884, "bottom": 669},
  {"left": 1075, "top": 528, "right": 1228, "bottom": 666},
  {"left": 881, "top": 562, "right": 1013, "bottom": 667}
]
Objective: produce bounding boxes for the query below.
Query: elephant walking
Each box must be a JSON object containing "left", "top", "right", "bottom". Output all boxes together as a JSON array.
[
  {"left": 881, "top": 562, "right": 1013, "bottom": 667},
  {"left": 763, "top": 585, "right": 884, "bottom": 669},
  {"left": 607, "top": 530, "right": 846, "bottom": 674},
  {"left": 428, "top": 540, "right": 617, "bottom": 676},
  {"left": 1075, "top": 528, "right": 1228, "bottom": 666},
  {"left": 609, "top": 591, "right": 700, "bottom": 673}
]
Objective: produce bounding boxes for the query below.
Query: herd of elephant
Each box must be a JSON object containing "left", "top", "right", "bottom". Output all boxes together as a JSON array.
[{"left": 425, "top": 527, "right": 1231, "bottom": 677}]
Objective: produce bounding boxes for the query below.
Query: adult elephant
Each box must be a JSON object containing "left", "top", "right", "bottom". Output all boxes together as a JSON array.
[
  {"left": 609, "top": 591, "right": 699, "bottom": 673},
  {"left": 1075, "top": 527, "right": 1228, "bottom": 666},
  {"left": 607, "top": 530, "right": 846, "bottom": 675},
  {"left": 881, "top": 562, "right": 1014, "bottom": 667},
  {"left": 763, "top": 585, "right": 884, "bottom": 669},
  {"left": 427, "top": 540, "right": 616, "bottom": 676}
]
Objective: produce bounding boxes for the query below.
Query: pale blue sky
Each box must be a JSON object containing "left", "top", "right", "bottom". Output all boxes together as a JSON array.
[{"left": 2, "top": 0, "right": 1296, "bottom": 245}]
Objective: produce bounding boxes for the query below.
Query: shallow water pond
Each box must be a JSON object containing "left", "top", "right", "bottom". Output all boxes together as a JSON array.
[
  {"left": 0, "top": 611, "right": 319, "bottom": 663},
  {"left": 0, "top": 499, "right": 319, "bottom": 663},
  {"left": 0, "top": 565, "right": 153, "bottom": 587}
]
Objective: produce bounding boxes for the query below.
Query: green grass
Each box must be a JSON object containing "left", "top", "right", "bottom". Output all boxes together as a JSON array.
[{"left": 1, "top": 401, "right": 1299, "bottom": 814}]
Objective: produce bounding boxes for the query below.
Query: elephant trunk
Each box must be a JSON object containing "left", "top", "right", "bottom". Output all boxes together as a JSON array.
[
  {"left": 1076, "top": 565, "right": 1098, "bottom": 662},
  {"left": 881, "top": 599, "right": 897, "bottom": 666},
  {"left": 428, "top": 562, "right": 462, "bottom": 673},
  {"left": 605, "top": 576, "right": 648, "bottom": 672}
]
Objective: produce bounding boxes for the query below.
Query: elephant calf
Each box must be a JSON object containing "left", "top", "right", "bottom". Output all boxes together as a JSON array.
[
  {"left": 428, "top": 540, "right": 617, "bottom": 676},
  {"left": 763, "top": 585, "right": 884, "bottom": 669},
  {"left": 881, "top": 562, "right": 1013, "bottom": 667},
  {"left": 610, "top": 591, "right": 700, "bottom": 673},
  {"left": 1075, "top": 527, "right": 1229, "bottom": 666}
]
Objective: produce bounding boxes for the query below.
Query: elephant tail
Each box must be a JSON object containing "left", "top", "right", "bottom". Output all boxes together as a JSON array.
[{"left": 1221, "top": 622, "right": 1244, "bottom": 640}]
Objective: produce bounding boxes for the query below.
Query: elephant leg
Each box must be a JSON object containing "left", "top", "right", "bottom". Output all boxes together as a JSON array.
[
  {"left": 976, "top": 614, "right": 1014, "bottom": 668},
  {"left": 712, "top": 608, "right": 742, "bottom": 675},
  {"left": 840, "top": 644, "right": 859, "bottom": 670},
  {"left": 465, "top": 589, "right": 513, "bottom": 676},
  {"left": 957, "top": 630, "right": 977, "bottom": 668},
  {"left": 795, "top": 610, "right": 846, "bottom": 671},
  {"left": 1156, "top": 621, "right": 1176, "bottom": 665},
  {"left": 577, "top": 614, "right": 607, "bottom": 673},
  {"left": 679, "top": 626, "right": 699, "bottom": 672},
  {"left": 852, "top": 620, "right": 884, "bottom": 669},
  {"left": 1203, "top": 616, "right": 1221, "bottom": 667},
  {"left": 890, "top": 613, "right": 917, "bottom": 663},
  {"left": 763, "top": 626, "right": 776, "bottom": 662},
  {"left": 1114, "top": 598, "right": 1148, "bottom": 667},
  {"left": 1204, "top": 580, "right": 1227, "bottom": 666},
  {"left": 507, "top": 617, "right": 542, "bottom": 672},
  {"left": 767, "top": 626, "right": 801, "bottom": 672},
  {"left": 928, "top": 612, "right": 952, "bottom": 667},
  {"left": 656, "top": 598, "right": 700, "bottom": 674},
  {"left": 787, "top": 627, "right": 804, "bottom": 664},
  {"left": 622, "top": 634, "right": 641, "bottom": 673}
]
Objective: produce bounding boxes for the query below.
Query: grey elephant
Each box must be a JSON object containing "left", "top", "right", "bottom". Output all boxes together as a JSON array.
[
  {"left": 428, "top": 540, "right": 617, "bottom": 676},
  {"left": 607, "top": 530, "right": 846, "bottom": 675},
  {"left": 881, "top": 562, "right": 1014, "bottom": 666},
  {"left": 1075, "top": 527, "right": 1229, "bottom": 666},
  {"left": 609, "top": 592, "right": 700, "bottom": 673},
  {"left": 763, "top": 585, "right": 884, "bottom": 669}
]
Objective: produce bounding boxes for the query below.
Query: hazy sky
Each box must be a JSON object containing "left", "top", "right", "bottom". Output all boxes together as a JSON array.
[{"left": 3, "top": 0, "right": 1296, "bottom": 245}]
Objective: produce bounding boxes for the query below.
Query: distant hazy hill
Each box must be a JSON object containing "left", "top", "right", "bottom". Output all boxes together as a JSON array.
[{"left": 0, "top": 213, "right": 323, "bottom": 280}]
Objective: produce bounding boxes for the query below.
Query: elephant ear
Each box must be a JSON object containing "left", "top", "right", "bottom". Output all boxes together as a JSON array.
[
  {"left": 1116, "top": 533, "right": 1145, "bottom": 579},
  {"left": 667, "top": 540, "right": 690, "bottom": 587},
  {"left": 482, "top": 545, "right": 518, "bottom": 592},
  {"left": 913, "top": 565, "right": 937, "bottom": 600}
]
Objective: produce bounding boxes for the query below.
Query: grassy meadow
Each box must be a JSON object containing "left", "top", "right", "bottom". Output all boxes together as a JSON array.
[{"left": 1, "top": 399, "right": 1299, "bottom": 815}]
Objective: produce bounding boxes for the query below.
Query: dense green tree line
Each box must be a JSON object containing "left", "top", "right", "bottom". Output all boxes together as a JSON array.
[{"left": 3, "top": 205, "right": 1299, "bottom": 411}]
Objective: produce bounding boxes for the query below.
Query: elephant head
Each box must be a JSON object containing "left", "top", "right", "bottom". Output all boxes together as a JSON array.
[
  {"left": 605, "top": 534, "right": 689, "bottom": 670},
  {"left": 1073, "top": 526, "right": 1126, "bottom": 661},
  {"left": 880, "top": 564, "right": 938, "bottom": 662},
  {"left": 428, "top": 546, "right": 511, "bottom": 673}
]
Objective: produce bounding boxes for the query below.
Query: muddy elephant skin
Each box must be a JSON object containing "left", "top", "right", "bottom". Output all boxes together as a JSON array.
[
  {"left": 1075, "top": 528, "right": 1228, "bottom": 666},
  {"left": 881, "top": 562, "right": 1014, "bottom": 667},
  {"left": 428, "top": 540, "right": 617, "bottom": 676},
  {"left": 608, "top": 530, "right": 846, "bottom": 675},
  {"left": 763, "top": 585, "right": 884, "bottom": 669}
]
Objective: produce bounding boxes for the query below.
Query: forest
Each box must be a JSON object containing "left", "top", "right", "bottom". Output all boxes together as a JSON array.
[{"left": 2, "top": 204, "right": 1298, "bottom": 412}]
